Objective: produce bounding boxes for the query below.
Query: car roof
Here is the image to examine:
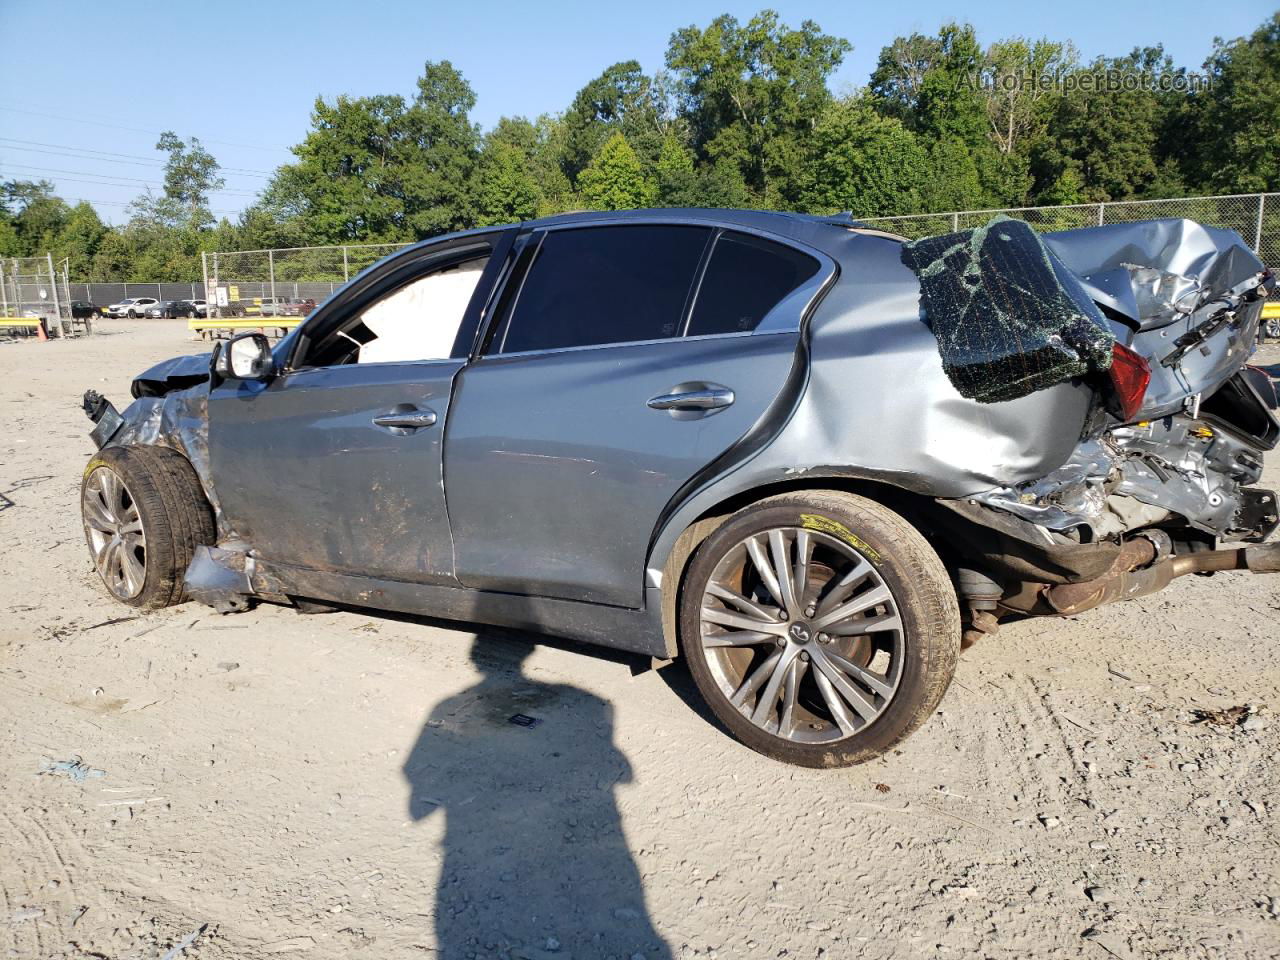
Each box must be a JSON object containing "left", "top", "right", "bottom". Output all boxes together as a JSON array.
[{"left": 521, "top": 206, "right": 903, "bottom": 253}]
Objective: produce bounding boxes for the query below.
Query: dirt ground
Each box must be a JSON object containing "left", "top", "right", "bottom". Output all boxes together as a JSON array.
[{"left": 2, "top": 319, "right": 1278, "bottom": 960}]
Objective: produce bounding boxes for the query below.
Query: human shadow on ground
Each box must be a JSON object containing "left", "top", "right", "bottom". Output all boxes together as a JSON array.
[{"left": 402, "top": 632, "right": 673, "bottom": 960}]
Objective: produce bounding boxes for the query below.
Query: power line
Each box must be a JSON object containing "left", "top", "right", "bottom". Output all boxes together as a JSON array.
[
  {"left": 0, "top": 162, "right": 261, "bottom": 196},
  {"left": 57, "top": 196, "right": 242, "bottom": 216},
  {"left": 0, "top": 137, "right": 275, "bottom": 177},
  {"left": 0, "top": 103, "right": 292, "bottom": 155}
]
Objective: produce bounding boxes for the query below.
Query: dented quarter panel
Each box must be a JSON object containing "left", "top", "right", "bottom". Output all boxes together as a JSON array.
[{"left": 646, "top": 231, "right": 1095, "bottom": 583}]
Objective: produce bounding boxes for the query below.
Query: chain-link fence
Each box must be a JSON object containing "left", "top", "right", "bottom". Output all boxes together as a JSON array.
[
  {"left": 862, "top": 193, "right": 1277, "bottom": 290},
  {"left": 66, "top": 282, "right": 209, "bottom": 304},
  {"left": 0, "top": 254, "right": 80, "bottom": 336},
  {"left": 177, "top": 192, "right": 1275, "bottom": 322},
  {"left": 200, "top": 242, "right": 409, "bottom": 319}
]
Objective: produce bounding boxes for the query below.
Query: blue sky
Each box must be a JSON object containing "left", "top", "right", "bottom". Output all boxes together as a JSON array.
[{"left": 1, "top": 0, "right": 1271, "bottom": 224}]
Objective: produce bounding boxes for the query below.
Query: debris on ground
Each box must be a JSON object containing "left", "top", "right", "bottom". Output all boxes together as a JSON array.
[
  {"left": 159, "top": 924, "right": 208, "bottom": 960},
  {"left": 1190, "top": 704, "right": 1266, "bottom": 729},
  {"left": 37, "top": 756, "right": 106, "bottom": 783}
]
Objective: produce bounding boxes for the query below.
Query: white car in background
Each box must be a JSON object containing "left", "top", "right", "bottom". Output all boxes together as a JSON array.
[{"left": 105, "top": 297, "right": 158, "bottom": 319}]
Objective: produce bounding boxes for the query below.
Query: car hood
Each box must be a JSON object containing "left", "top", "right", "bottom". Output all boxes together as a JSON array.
[{"left": 131, "top": 351, "right": 212, "bottom": 398}]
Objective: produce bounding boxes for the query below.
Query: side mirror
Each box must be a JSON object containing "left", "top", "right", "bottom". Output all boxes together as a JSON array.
[{"left": 214, "top": 333, "right": 274, "bottom": 381}]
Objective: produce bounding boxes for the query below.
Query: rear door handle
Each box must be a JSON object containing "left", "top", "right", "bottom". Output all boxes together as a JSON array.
[
  {"left": 373, "top": 408, "right": 438, "bottom": 430},
  {"left": 647, "top": 385, "right": 735, "bottom": 412}
]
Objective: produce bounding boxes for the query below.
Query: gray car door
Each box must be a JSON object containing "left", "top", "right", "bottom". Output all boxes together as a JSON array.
[
  {"left": 444, "top": 222, "right": 831, "bottom": 608},
  {"left": 206, "top": 235, "right": 507, "bottom": 584}
]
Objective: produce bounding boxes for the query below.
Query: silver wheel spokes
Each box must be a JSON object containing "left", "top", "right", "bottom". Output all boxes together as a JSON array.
[
  {"left": 83, "top": 467, "right": 146, "bottom": 600},
  {"left": 700, "top": 527, "right": 903, "bottom": 744}
]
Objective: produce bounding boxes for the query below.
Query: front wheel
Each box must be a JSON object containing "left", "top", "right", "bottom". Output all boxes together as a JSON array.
[
  {"left": 678, "top": 491, "right": 960, "bottom": 767},
  {"left": 81, "top": 446, "right": 215, "bottom": 608}
]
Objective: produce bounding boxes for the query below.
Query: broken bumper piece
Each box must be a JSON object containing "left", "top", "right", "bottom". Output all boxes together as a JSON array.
[
  {"left": 82, "top": 390, "right": 123, "bottom": 449},
  {"left": 184, "top": 545, "right": 254, "bottom": 613}
]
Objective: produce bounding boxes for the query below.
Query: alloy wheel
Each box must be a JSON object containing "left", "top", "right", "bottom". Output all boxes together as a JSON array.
[
  {"left": 82, "top": 466, "right": 147, "bottom": 600},
  {"left": 698, "top": 526, "right": 904, "bottom": 744}
]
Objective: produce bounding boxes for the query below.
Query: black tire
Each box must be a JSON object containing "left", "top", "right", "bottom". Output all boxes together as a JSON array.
[
  {"left": 127, "top": 310, "right": 137, "bottom": 319},
  {"left": 81, "top": 445, "right": 216, "bottom": 609},
  {"left": 678, "top": 491, "right": 960, "bottom": 767}
]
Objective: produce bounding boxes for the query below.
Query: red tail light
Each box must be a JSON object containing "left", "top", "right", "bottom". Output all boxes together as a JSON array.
[{"left": 1109, "top": 343, "right": 1151, "bottom": 421}]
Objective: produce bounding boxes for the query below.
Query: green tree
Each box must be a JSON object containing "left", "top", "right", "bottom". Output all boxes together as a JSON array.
[
  {"left": 483, "top": 115, "right": 577, "bottom": 216},
  {"left": 666, "top": 10, "right": 850, "bottom": 206},
  {"left": 562, "top": 62, "right": 674, "bottom": 182},
  {"left": 798, "top": 97, "right": 927, "bottom": 216},
  {"left": 474, "top": 138, "right": 542, "bottom": 225},
  {"left": 2, "top": 179, "right": 71, "bottom": 254},
  {"left": 655, "top": 132, "right": 697, "bottom": 205},
  {"left": 262, "top": 60, "right": 479, "bottom": 244},
  {"left": 1031, "top": 47, "right": 1182, "bottom": 201},
  {"left": 577, "top": 132, "right": 655, "bottom": 210},
  {"left": 868, "top": 23, "right": 1035, "bottom": 206},
  {"left": 868, "top": 32, "right": 943, "bottom": 122},
  {"left": 51, "top": 201, "right": 108, "bottom": 276},
  {"left": 153, "top": 131, "right": 225, "bottom": 228},
  {"left": 1186, "top": 14, "right": 1280, "bottom": 192}
]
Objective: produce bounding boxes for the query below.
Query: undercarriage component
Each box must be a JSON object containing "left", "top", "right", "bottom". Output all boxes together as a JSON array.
[
  {"left": 1003, "top": 538, "right": 1280, "bottom": 617},
  {"left": 956, "top": 567, "right": 1002, "bottom": 650},
  {"left": 933, "top": 498, "right": 1121, "bottom": 584}
]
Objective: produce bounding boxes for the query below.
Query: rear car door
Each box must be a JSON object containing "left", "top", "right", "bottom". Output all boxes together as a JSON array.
[
  {"left": 444, "top": 221, "right": 832, "bottom": 608},
  {"left": 205, "top": 231, "right": 512, "bottom": 584}
]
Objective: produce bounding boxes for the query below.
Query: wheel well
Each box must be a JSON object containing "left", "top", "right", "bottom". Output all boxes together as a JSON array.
[{"left": 657, "top": 475, "right": 956, "bottom": 659}]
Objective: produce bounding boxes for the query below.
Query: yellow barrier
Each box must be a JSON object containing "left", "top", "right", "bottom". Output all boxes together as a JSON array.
[
  {"left": 0, "top": 316, "right": 41, "bottom": 327},
  {"left": 189, "top": 317, "right": 301, "bottom": 332},
  {"left": 1262, "top": 302, "right": 1280, "bottom": 319}
]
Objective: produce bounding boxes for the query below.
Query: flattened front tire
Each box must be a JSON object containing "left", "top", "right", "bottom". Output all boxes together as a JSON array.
[
  {"left": 81, "top": 445, "right": 215, "bottom": 609},
  {"left": 678, "top": 491, "right": 960, "bottom": 767}
]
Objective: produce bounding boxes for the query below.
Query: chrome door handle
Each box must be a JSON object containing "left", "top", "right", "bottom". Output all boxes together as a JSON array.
[
  {"left": 373, "top": 409, "right": 437, "bottom": 429},
  {"left": 647, "top": 386, "right": 735, "bottom": 411}
]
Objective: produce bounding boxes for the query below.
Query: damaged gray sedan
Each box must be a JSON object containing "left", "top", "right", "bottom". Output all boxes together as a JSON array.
[{"left": 80, "top": 209, "right": 1279, "bottom": 767}]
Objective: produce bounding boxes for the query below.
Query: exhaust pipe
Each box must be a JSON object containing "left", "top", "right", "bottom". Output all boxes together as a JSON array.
[{"left": 1008, "top": 539, "right": 1280, "bottom": 617}]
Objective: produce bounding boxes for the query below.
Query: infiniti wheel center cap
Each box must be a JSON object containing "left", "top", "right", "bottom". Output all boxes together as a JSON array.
[{"left": 788, "top": 621, "right": 813, "bottom": 644}]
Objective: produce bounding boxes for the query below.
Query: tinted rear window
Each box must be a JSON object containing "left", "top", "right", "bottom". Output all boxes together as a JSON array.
[
  {"left": 497, "top": 225, "right": 709, "bottom": 353},
  {"left": 686, "top": 232, "right": 821, "bottom": 336}
]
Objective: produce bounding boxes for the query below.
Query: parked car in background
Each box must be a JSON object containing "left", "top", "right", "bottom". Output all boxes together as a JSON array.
[
  {"left": 77, "top": 209, "right": 1279, "bottom": 768},
  {"left": 106, "top": 297, "right": 158, "bottom": 318},
  {"left": 143, "top": 300, "right": 198, "bottom": 319},
  {"left": 281, "top": 298, "right": 317, "bottom": 317},
  {"left": 69, "top": 301, "right": 104, "bottom": 319},
  {"left": 257, "top": 297, "right": 288, "bottom": 316},
  {"left": 187, "top": 299, "right": 209, "bottom": 318}
]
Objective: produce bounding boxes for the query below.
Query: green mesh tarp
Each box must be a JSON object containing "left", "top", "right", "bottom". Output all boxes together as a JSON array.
[{"left": 901, "top": 216, "right": 1115, "bottom": 404}]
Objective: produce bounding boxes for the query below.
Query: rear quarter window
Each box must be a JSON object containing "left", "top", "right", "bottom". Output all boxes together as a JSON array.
[{"left": 686, "top": 232, "right": 820, "bottom": 337}]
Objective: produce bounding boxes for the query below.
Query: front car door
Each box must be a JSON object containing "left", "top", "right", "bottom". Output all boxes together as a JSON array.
[
  {"left": 444, "top": 219, "right": 834, "bottom": 608},
  {"left": 206, "top": 229, "right": 512, "bottom": 584}
]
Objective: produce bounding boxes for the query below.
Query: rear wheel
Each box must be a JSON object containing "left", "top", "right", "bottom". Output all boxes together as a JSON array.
[
  {"left": 678, "top": 491, "right": 960, "bottom": 767},
  {"left": 81, "top": 446, "right": 215, "bottom": 609}
]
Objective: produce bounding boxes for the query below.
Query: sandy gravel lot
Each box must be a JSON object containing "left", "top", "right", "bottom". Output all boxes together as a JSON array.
[{"left": 2, "top": 320, "right": 1279, "bottom": 960}]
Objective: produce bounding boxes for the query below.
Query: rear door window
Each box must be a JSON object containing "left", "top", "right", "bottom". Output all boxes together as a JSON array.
[
  {"left": 494, "top": 225, "right": 710, "bottom": 354},
  {"left": 686, "top": 231, "right": 821, "bottom": 336}
]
